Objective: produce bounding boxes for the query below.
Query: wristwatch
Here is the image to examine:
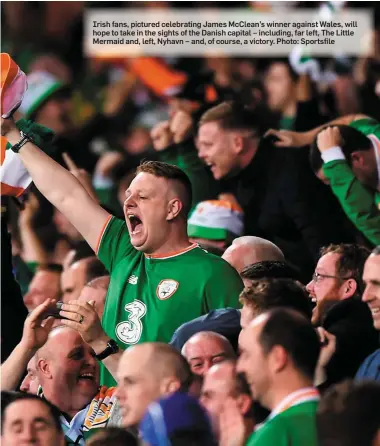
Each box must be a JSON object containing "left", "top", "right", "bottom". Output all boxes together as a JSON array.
[
  {"left": 10, "top": 131, "right": 32, "bottom": 153},
  {"left": 95, "top": 339, "right": 119, "bottom": 361}
]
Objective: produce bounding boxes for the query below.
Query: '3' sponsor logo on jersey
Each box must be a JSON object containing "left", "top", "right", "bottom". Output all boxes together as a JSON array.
[{"left": 116, "top": 299, "right": 147, "bottom": 345}]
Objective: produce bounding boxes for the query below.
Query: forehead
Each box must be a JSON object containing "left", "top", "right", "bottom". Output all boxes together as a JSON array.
[
  {"left": 240, "top": 319, "right": 264, "bottom": 349},
  {"left": 129, "top": 172, "right": 167, "bottom": 192},
  {"left": 48, "top": 329, "right": 84, "bottom": 354},
  {"left": 31, "top": 271, "right": 58, "bottom": 287},
  {"left": 267, "top": 63, "right": 290, "bottom": 78},
  {"left": 317, "top": 252, "right": 341, "bottom": 271},
  {"left": 198, "top": 121, "right": 224, "bottom": 139},
  {"left": 5, "top": 399, "right": 51, "bottom": 421},
  {"left": 186, "top": 336, "right": 226, "bottom": 357},
  {"left": 27, "top": 357, "right": 37, "bottom": 371},
  {"left": 364, "top": 255, "right": 380, "bottom": 277}
]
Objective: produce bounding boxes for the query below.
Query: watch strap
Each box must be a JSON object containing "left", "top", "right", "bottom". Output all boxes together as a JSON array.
[
  {"left": 10, "top": 131, "right": 32, "bottom": 153},
  {"left": 95, "top": 339, "right": 119, "bottom": 361}
]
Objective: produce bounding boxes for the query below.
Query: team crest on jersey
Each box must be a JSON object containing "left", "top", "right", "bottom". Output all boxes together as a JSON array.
[{"left": 156, "top": 279, "right": 179, "bottom": 300}]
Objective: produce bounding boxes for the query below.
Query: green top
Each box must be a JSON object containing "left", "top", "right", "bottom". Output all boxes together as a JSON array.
[
  {"left": 323, "top": 118, "right": 380, "bottom": 245},
  {"left": 279, "top": 115, "right": 296, "bottom": 130},
  {"left": 246, "top": 401, "right": 319, "bottom": 446},
  {"left": 98, "top": 217, "right": 243, "bottom": 387}
]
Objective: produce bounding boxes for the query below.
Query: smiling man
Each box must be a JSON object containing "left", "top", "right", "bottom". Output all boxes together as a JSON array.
[
  {"left": 0, "top": 300, "right": 117, "bottom": 445},
  {"left": 306, "top": 243, "right": 378, "bottom": 385},
  {"left": 356, "top": 246, "right": 380, "bottom": 382},
  {"left": 2, "top": 118, "right": 243, "bottom": 388},
  {"left": 182, "top": 331, "right": 236, "bottom": 377}
]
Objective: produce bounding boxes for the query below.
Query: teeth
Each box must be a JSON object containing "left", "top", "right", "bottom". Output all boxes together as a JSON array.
[
  {"left": 80, "top": 373, "right": 94, "bottom": 378},
  {"left": 371, "top": 308, "right": 380, "bottom": 314},
  {"left": 128, "top": 214, "right": 135, "bottom": 220}
]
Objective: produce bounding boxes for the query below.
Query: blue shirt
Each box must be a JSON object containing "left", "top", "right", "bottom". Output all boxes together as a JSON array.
[{"left": 355, "top": 348, "right": 380, "bottom": 382}]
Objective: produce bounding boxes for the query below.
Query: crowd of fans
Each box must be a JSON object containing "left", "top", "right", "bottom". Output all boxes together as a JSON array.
[{"left": 1, "top": 1, "right": 380, "bottom": 445}]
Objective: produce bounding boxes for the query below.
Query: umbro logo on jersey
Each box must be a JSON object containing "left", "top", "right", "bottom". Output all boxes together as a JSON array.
[
  {"left": 128, "top": 275, "right": 138, "bottom": 285},
  {"left": 156, "top": 279, "right": 179, "bottom": 300}
]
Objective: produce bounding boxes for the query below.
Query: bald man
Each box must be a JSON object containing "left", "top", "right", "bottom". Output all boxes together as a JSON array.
[
  {"left": 222, "top": 236, "right": 284, "bottom": 273},
  {"left": 200, "top": 360, "right": 255, "bottom": 440},
  {"left": 61, "top": 256, "right": 108, "bottom": 303},
  {"left": 20, "top": 356, "right": 40, "bottom": 394},
  {"left": 115, "top": 343, "right": 192, "bottom": 428},
  {"left": 1, "top": 299, "right": 117, "bottom": 444},
  {"left": 35, "top": 326, "right": 117, "bottom": 443},
  {"left": 182, "top": 331, "right": 236, "bottom": 377}
]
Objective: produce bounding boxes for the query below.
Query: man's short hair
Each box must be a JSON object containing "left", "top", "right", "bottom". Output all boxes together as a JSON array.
[
  {"left": 1, "top": 392, "right": 63, "bottom": 432},
  {"left": 239, "top": 278, "right": 312, "bottom": 319},
  {"left": 267, "top": 58, "right": 299, "bottom": 81},
  {"left": 317, "top": 380, "right": 380, "bottom": 446},
  {"left": 84, "top": 257, "right": 109, "bottom": 285},
  {"left": 69, "top": 241, "right": 94, "bottom": 266},
  {"left": 240, "top": 260, "right": 300, "bottom": 282},
  {"left": 309, "top": 125, "right": 372, "bottom": 174},
  {"left": 198, "top": 101, "right": 264, "bottom": 136},
  {"left": 151, "top": 343, "right": 193, "bottom": 392},
  {"left": 258, "top": 308, "right": 320, "bottom": 380},
  {"left": 136, "top": 161, "right": 193, "bottom": 218},
  {"left": 320, "top": 244, "right": 370, "bottom": 296}
]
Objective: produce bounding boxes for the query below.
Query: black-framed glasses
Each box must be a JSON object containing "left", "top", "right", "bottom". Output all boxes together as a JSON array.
[{"left": 312, "top": 272, "right": 352, "bottom": 283}]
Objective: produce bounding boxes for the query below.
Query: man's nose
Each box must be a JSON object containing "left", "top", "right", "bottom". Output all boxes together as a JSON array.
[
  {"left": 362, "top": 286, "right": 372, "bottom": 303},
  {"left": 20, "top": 423, "right": 37, "bottom": 442},
  {"left": 306, "top": 280, "right": 314, "bottom": 294},
  {"left": 124, "top": 194, "right": 137, "bottom": 208},
  {"left": 20, "top": 377, "right": 30, "bottom": 393}
]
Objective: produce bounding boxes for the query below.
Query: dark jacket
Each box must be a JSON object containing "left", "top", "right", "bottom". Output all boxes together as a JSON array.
[
  {"left": 221, "top": 138, "right": 357, "bottom": 281},
  {"left": 322, "top": 298, "right": 379, "bottom": 387},
  {"left": 1, "top": 201, "right": 28, "bottom": 362}
]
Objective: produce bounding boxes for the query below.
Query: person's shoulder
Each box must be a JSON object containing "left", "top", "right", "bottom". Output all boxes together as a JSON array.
[
  {"left": 356, "top": 348, "right": 380, "bottom": 380},
  {"left": 254, "top": 403, "right": 318, "bottom": 443},
  {"left": 192, "top": 246, "right": 240, "bottom": 274}
]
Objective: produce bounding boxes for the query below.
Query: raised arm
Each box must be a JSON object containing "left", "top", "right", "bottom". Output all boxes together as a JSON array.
[
  {"left": 265, "top": 113, "right": 370, "bottom": 148},
  {"left": 2, "top": 118, "right": 110, "bottom": 251},
  {"left": 1, "top": 299, "right": 55, "bottom": 391}
]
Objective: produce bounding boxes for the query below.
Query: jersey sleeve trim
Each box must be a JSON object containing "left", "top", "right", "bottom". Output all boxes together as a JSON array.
[{"left": 95, "top": 214, "right": 113, "bottom": 255}]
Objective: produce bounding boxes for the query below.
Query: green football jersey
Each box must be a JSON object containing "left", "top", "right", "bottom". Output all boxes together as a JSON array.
[
  {"left": 97, "top": 216, "right": 243, "bottom": 387},
  {"left": 246, "top": 401, "right": 319, "bottom": 446}
]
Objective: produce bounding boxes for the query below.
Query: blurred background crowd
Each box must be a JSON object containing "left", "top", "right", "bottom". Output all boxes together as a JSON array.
[{"left": 1, "top": 1, "right": 380, "bottom": 446}]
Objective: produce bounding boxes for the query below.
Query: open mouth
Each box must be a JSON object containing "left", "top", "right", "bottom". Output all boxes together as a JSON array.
[
  {"left": 128, "top": 214, "right": 143, "bottom": 235},
  {"left": 78, "top": 373, "right": 95, "bottom": 382},
  {"left": 370, "top": 307, "right": 380, "bottom": 317}
]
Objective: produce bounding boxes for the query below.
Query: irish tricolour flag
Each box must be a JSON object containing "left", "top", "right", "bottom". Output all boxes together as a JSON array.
[{"left": 1, "top": 53, "right": 30, "bottom": 197}]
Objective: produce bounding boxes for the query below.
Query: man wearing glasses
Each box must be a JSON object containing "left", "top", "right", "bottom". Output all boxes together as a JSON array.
[{"left": 306, "top": 244, "right": 378, "bottom": 388}]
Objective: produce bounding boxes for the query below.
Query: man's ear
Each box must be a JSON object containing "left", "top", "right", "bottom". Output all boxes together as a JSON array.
[
  {"left": 236, "top": 393, "right": 252, "bottom": 417},
  {"left": 342, "top": 278, "right": 357, "bottom": 299},
  {"left": 350, "top": 151, "right": 366, "bottom": 167},
  {"left": 37, "top": 358, "right": 52, "bottom": 379},
  {"left": 167, "top": 198, "right": 183, "bottom": 221},
  {"left": 231, "top": 133, "right": 245, "bottom": 155},
  {"left": 268, "top": 345, "right": 288, "bottom": 374},
  {"left": 160, "top": 377, "right": 181, "bottom": 395}
]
